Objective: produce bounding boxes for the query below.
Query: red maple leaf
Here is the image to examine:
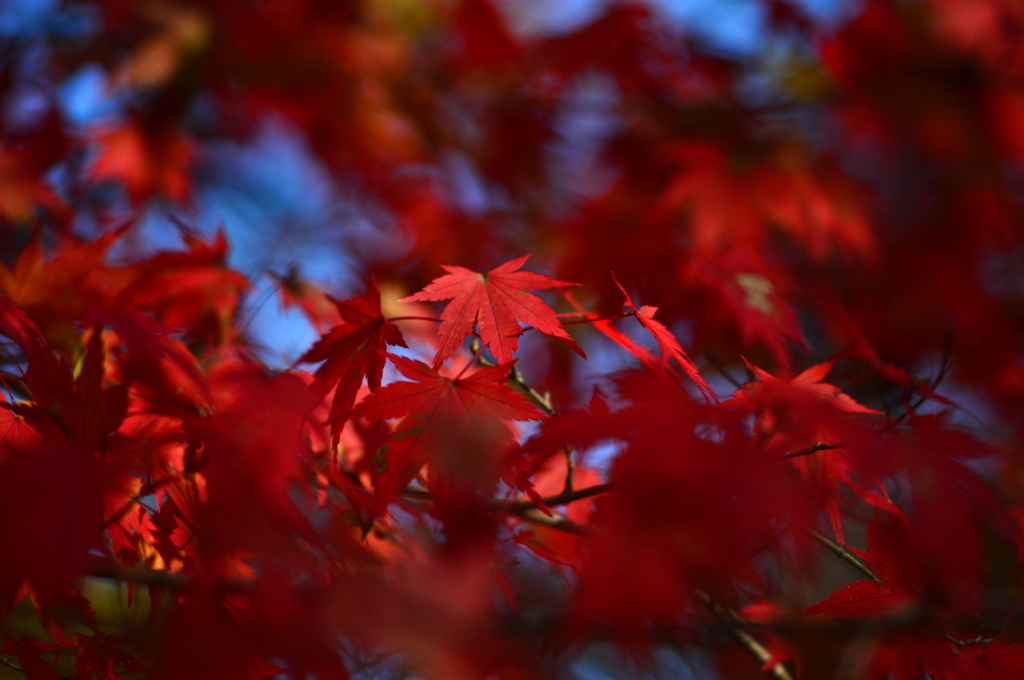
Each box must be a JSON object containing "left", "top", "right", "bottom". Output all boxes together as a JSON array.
[
  {"left": 802, "top": 579, "right": 913, "bottom": 620},
  {"left": 613, "top": 276, "right": 716, "bottom": 403},
  {"left": 351, "top": 353, "right": 541, "bottom": 513},
  {"left": 727, "top": 359, "right": 880, "bottom": 543},
  {"left": 400, "top": 255, "right": 584, "bottom": 368},
  {"left": 954, "top": 638, "right": 1024, "bottom": 679},
  {"left": 90, "top": 121, "right": 194, "bottom": 205},
  {"left": 270, "top": 266, "right": 342, "bottom": 333},
  {"left": 742, "top": 359, "right": 880, "bottom": 416},
  {"left": 298, "top": 279, "right": 407, "bottom": 438}
]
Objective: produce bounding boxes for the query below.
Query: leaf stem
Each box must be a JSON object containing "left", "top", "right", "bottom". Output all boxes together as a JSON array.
[
  {"left": 558, "top": 313, "right": 632, "bottom": 326},
  {"left": 455, "top": 344, "right": 487, "bottom": 381}
]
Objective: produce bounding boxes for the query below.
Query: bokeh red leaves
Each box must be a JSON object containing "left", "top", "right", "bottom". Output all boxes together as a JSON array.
[{"left": 3, "top": 0, "right": 1024, "bottom": 676}]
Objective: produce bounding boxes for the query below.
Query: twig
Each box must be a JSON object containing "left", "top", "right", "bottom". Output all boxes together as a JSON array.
[
  {"left": 563, "top": 447, "right": 575, "bottom": 494},
  {"left": 103, "top": 477, "right": 174, "bottom": 527},
  {"left": 0, "top": 656, "right": 24, "bottom": 673},
  {"left": 946, "top": 633, "right": 996, "bottom": 648},
  {"left": 808, "top": 530, "right": 880, "bottom": 581},
  {"left": 694, "top": 591, "right": 794, "bottom": 680},
  {"left": 400, "top": 482, "right": 614, "bottom": 520},
  {"left": 509, "top": 363, "right": 554, "bottom": 415},
  {"left": 777, "top": 442, "right": 843, "bottom": 462},
  {"left": 889, "top": 332, "right": 955, "bottom": 426},
  {"left": 706, "top": 350, "right": 744, "bottom": 389},
  {"left": 83, "top": 555, "right": 251, "bottom": 591},
  {"left": 518, "top": 509, "right": 591, "bottom": 535}
]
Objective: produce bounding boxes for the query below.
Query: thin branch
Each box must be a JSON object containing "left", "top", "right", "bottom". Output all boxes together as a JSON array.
[
  {"left": 777, "top": 442, "right": 843, "bottom": 462},
  {"left": 888, "top": 331, "right": 955, "bottom": 426},
  {"left": 808, "top": 530, "right": 880, "bottom": 581},
  {"left": 946, "top": 633, "right": 997, "bottom": 648},
  {"left": 694, "top": 590, "right": 794, "bottom": 680},
  {"left": 103, "top": 477, "right": 174, "bottom": 527},
  {"left": 705, "top": 350, "right": 744, "bottom": 389},
  {"left": 84, "top": 555, "right": 251, "bottom": 592},
  {"left": 511, "top": 364, "right": 554, "bottom": 415},
  {"left": 0, "top": 656, "right": 24, "bottom": 673},
  {"left": 471, "top": 338, "right": 556, "bottom": 415},
  {"left": 518, "top": 508, "right": 591, "bottom": 535},
  {"left": 238, "top": 274, "right": 279, "bottom": 336},
  {"left": 400, "top": 482, "right": 614, "bottom": 517},
  {"left": 85, "top": 555, "right": 195, "bottom": 589},
  {"left": 501, "top": 482, "right": 615, "bottom": 513},
  {"left": 562, "top": 447, "right": 575, "bottom": 494}
]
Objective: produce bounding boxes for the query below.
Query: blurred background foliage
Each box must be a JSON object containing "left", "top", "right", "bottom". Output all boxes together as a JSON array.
[{"left": 5, "top": 0, "right": 1024, "bottom": 677}]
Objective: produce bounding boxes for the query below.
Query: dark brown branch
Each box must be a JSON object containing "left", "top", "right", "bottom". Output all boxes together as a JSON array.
[
  {"left": 778, "top": 442, "right": 843, "bottom": 461},
  {"left": 705, "top": 350, "right": 744, "bottom": 389},
  {"left": 888, "top": 331, "right": 955, "bottom": 427},
  {"left": 83, "top": 555, "right": 251, "bottom": 591},
  {"left": 400, "top": 483, "right": 598, "bottom": 536},
  {"left": 400, "top": 482, "right": 614, "bottom": 515},
  {"left": 469, "top": 338, "right": 556, "bottom": 415},
  {"left": 808, "top": 530, "right": 880, "bottom": 582},
  {"left": 694, "top": 590, "right": 794, "bottom": 680}
]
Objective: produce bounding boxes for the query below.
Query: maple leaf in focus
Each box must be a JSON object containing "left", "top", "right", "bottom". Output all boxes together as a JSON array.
[
  {"left": 351, "top": 354, "right": 541, "bottom": 515},
  {"left": 298, "top": 279, "right": 406, "bottom": 439},
  {"left": 401, "top": 255, "right": 584, "bottom": 368},
  {"left": 613, "top": 276, "right": 716, "bottom": 403}
]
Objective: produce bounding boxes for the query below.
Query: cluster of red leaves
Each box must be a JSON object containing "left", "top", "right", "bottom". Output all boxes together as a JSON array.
[{"left": 4, "top": 0, "right": 1024, "bottom": 678}]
